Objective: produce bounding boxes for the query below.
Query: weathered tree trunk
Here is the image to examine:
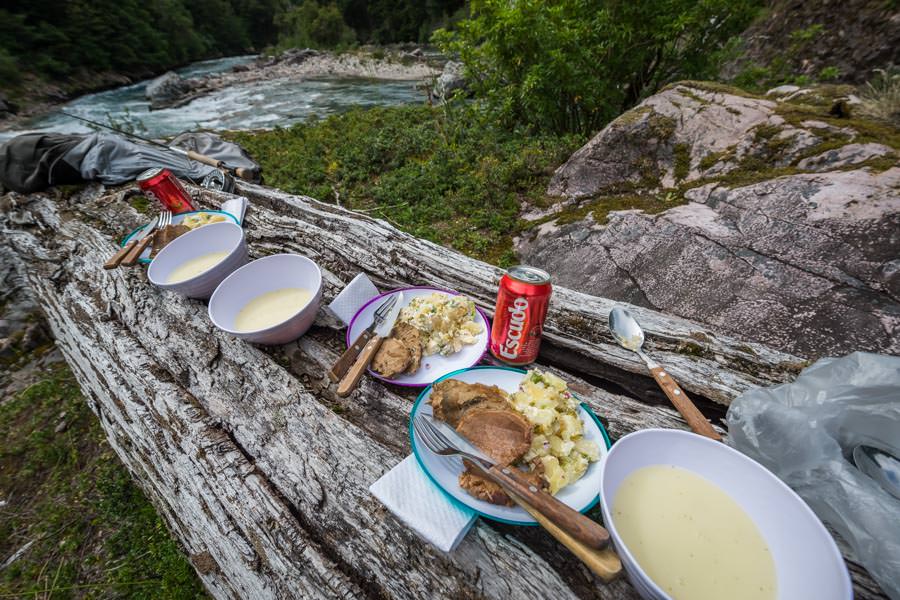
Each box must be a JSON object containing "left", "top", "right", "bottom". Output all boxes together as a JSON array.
[{"left": 0, "top": 184, "right": 884, "bottom": 599}]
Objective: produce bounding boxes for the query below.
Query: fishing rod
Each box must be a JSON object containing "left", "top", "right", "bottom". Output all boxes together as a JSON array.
[{"left": 60, "top": 110, "right": 257, "bottom": 182}]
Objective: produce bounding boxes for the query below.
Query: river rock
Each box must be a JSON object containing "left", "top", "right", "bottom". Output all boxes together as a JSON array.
[
  {"left": 0, "top": 94, "right": 17, "bottom": 118},
  {"left": 145, "top": 71, "right": 195, "bottom": 110},
  {"left": 433, "top": 60, "right": 467, "bottom": 101},
  {"left": 520, "top": 83, "right": 900, "bottom": 358}
]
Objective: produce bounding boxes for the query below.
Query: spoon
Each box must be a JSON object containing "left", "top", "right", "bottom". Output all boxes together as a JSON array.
[
  {"left": 853, "top": 444, "right": 900, "bottom": 501},
  {"left": 608, "top": 307, "right": 722, "bottom": 441}
]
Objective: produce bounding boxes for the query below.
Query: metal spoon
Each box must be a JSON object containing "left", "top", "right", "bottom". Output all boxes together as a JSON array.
[
  {"left": 853, "top": 444, "right": 900, "bottom": 501},
  {"left": 608, "top": 307, "right": 722, "bottom": 441}
]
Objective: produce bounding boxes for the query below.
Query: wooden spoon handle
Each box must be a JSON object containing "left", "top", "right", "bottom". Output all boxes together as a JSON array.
[
  {"left": 649, "top": 366, "right": 721, "bottom": 441},
  {"left": 488, "top": 464, "right": 610, "bottom": 549},
  {"left": 336, "top": 335, "right": 383, "bottom": 397},
  {"left": 121, "top": 234, "right": 155, "bottom": 266},
  {"left": 506, "top": 488, "right": 622, "bottom": 582},
  {"left": 104, "top": 240, "right": 137, "bottom": 270}
]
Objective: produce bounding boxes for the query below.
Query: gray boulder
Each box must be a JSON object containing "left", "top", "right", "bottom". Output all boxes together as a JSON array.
[
  {"left": 520, "top": 83, "right": 900, "bottom": 358},
  {"left": 145, "top": 71, "right": 195, "bottom": 110},
  {"left": 433, "top": 61, "right": 467, "bottom": 102}
]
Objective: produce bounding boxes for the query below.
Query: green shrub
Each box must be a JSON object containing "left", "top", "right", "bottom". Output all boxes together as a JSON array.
[
  {"left": 229, "top": 104, "right": 583, "bottom": 265},
  {"left": 0, "top": 48, "right": 20, "bottom": 87},
  {"left": 433, "top": 0, "right": 761, "bottom": 135}
]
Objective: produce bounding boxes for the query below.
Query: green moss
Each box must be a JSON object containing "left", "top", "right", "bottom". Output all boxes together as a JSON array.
[
  {"left": 775, "top": 102, "right": 900, "bottom": 151},
  {"left": 611, "top": 105, "right": 652, "bottom": 127},
  {"left": 531, "top": 192, "right": 686, "bottom": 229},
  {"left": 0, "top": 363, "right": 205, "bottom": 599},
  {"left": 129, "top": 194, "right": 153, "bottom": 215},
  {"left": 673, "top": 143, "right": 691, "bottom": 182},
  {"left": 646, "top": 111, "right": 677, "bottom": 141},
  {"left": 673, "top": 80, "right": 760, "bottom": 99},
  {"left": 698, "top": 147, "right": 736, "bottom": 171},
  {"left": 678, "top": 88, "right": 711, "bottom": 105},
  {"left": 857, "top": 154, "right": 899, "bottom": 173}
]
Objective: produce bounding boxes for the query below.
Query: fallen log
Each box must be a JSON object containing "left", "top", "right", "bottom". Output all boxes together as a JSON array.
[{"left": 1, "top": 184, "right": 884, "bottom": 599}]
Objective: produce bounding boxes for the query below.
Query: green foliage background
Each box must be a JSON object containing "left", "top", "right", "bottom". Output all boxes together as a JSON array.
[{"left": 434, "top": 0, "right": 762, "bottom": 134}]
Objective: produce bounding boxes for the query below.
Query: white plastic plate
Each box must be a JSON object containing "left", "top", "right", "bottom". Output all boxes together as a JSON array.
[
  {"left": 346, "top": 286, "right": 490, "bottom": 387},
  {"left": 410, "top": 365, "right": 611, "bottom": 525}
]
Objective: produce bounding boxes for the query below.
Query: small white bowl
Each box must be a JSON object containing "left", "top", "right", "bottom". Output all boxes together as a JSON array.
[
  {"left": 599, "top": 429, "right": 852, "bottom": 600},
  {"left": 148, "top": 221, "right": 247, "bottom": 300},
  {"left": 207, "top": 253, "right": 322, "bottom": 345}
]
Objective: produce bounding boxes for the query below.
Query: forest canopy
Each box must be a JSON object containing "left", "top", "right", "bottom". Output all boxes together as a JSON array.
[{"left": 0, "top": 0, "right": 464, "bottom": 90}]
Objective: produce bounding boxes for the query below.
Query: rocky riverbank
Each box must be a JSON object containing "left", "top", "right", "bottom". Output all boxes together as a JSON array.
[{"left": 144, "top": 48, "right": 442, "bottom": 110}]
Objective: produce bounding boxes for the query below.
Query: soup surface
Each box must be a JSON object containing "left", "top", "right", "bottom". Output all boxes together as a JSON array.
[
  {"left": 612, "top": 465, "right": 776, "bottom": 600},
  {"left": 234, "top": 288, "right": 312, "bottom": 331},
  {"left": 167, "top": 251, "right": 229, "bottom": 283}
]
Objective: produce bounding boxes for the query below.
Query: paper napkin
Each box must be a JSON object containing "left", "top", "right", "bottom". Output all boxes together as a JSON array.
[
  {"left": 370, "top": 456, "right": 477, "bottom": 553},
  {"left": 329, "top": 272, "right": 478, "bottom": 552},
  {"left": 328, "top": 272, "right": 380, "bottom": 326},
  {"left": 220, "top": 196, "right": 249, "bottom": 224}
]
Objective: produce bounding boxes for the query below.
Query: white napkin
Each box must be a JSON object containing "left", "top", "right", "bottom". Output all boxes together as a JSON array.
[
  {"left": 370, "top": 456, "right": 477, "bottom": 553},
  {"left": 328, "top": 272, "right": 380, "bottom": 326},
  {"left": 329, "top": 272, "right": 478, "bottom": 551},
  {"left": 220, "top": 196, "right": 249, "bottom": 224}
]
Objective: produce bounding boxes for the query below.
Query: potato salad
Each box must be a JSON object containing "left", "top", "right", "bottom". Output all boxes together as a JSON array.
[
  {"left": 512, "top": 369, "right": 600, "bottom": 494},
  {"left": 397, "top": 292, "right": 482, "bottom": 356}
]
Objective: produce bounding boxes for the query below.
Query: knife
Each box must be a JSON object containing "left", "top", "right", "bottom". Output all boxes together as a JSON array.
[
  {"left": 328, "top": 294, "right": 399, "bottom": 382},
  {"left": 103, "top": 215, "right": 159, "bottom": 270},
  {"left": 426, "top": 415, "right": 613, "bottom": 552},
  {"left": 336, "top": 291, "right": 403, "bottom": 397}
]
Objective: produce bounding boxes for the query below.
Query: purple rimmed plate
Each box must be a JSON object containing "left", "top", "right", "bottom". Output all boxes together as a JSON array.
[{"left": 346, "top": 286, "right": 490, "bottom": 387}]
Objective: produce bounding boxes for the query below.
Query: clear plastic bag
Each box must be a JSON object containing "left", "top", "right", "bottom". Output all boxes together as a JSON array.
[{"left": 727, "top": 352, "right": 900, "bottom": 599}]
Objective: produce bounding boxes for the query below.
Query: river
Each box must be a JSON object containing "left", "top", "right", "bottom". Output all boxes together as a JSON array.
[{"left": 0, "top": 55, "right": 426, "bottom": 142}]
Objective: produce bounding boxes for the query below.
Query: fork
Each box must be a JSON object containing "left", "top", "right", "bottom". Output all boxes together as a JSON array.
[
  {"left": 328, "top": 293, "right": 399, "bottom": 382},
  {"left": 414, "top": 415, "right": 622, "bottom": 581},
  {"left": 122, "top": 210, "right": 171, "bottom": 267}
]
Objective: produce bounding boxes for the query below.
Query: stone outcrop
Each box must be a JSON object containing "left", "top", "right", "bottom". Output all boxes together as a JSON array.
[
  {"left": 433, "top": 60, "right": 467, "bottom": 102},
  {"left": 145, "top": 71, "right": 199, "bottom": 110},
  {"left": 519, "top": 83, "right": 899, "bottom": 358}
]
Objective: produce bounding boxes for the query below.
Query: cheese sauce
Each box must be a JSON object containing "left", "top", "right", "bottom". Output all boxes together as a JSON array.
[
  {"left": 234, "top": 288, "right": 312, "bottom": 331},
  {"left": 167, "top": 251, "right": 229, "bottom": 283},
  {"left": 612, "top": 465, "right": 776, "bottom": 600}
]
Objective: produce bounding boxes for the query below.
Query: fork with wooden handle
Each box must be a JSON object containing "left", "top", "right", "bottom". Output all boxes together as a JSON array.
[
  {"left": 414, "top": 415, "right": 622, "bottom": 581},
  {"left": 122, "top": 210, "right": 171, "bottom": 267}
]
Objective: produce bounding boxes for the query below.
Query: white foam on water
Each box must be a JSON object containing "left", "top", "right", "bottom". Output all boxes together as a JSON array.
[{"left": 1, "top": 55, "right": 423, "bottom": 141}]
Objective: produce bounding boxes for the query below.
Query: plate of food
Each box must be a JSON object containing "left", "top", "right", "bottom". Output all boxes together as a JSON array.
[
  {"left": 346, "top": 286, "right": 489, "bottom": 386},
  {"left": 410, "top": 365, "right": 611, "bottom": 525},
  {"left": 121, "top": 210, "right": 239, "bottom": 264}
]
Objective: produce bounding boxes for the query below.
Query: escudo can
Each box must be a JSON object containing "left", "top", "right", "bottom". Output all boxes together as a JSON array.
[
  {"left": 136, "top": 167, "right": 195, "bottom": 214},
  {"left": 489, "top": 265, "right": 552, "bottom": 365}
]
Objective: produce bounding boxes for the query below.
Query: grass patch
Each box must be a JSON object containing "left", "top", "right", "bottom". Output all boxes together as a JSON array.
[
  {"left": 673, "top": 143, "right": 691, "bottom": 182},
  {"left": 0, "top": 363, "right": 205, "bottom": 599},
  {"left": 229, "top": 105, "right": 584, "bottom": 267}
]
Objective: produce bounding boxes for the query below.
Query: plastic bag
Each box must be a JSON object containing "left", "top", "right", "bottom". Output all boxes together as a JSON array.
[{"left": 727, "top": 352, "right": 900, "bottom": 599}]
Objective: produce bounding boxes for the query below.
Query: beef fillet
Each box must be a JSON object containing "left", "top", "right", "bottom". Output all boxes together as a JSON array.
[
  {"left": 456, "top": 407, "right": 532, "bottom": 466},
  {"left": 371, "top": 338, "right": 411, "bottom": 378},
  {"left": 429, "top": 379, "right": 510, "bottom": 427}
]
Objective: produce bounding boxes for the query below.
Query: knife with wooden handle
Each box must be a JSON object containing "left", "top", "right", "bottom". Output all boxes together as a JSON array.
[{"left": 335, "top": 292, "right": 403, "bottom": 396}]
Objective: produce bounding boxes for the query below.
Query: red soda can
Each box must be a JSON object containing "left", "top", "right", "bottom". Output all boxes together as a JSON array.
[
  {"left": 136, "top": 167, "right": 195, "bottom": 214},
  {"left": 490, "top": 265, "right": 552, "bottom": 365}
]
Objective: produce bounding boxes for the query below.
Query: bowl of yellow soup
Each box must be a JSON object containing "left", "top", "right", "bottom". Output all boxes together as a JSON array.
[
  {"left": 147, "top": 221, "right": 247, "bottom": 299},
  {"left": 207, "top": 253, "right": 322, "bottom": 345},
  {"left": 599, "top": 429, "right": 851, "bottom": 600}
]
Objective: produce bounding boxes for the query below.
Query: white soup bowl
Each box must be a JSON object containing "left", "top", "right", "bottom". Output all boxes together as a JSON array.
[
  {"left": 208, "top": 253, "right": 322, "bottom": 345},
  {"left": 147, "top": 221, "right": 247, "bottom": 300},
  {"left": 599, "top": 429, "right": 852, "bottom": 600}
]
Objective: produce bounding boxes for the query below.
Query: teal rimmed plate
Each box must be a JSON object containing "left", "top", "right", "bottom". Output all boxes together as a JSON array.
[
  {"left": 409, "top": 365, "right": 611, "bottom": 525},
  {"left": 120, "top": 210, "right": 239, "bottom": 264}
]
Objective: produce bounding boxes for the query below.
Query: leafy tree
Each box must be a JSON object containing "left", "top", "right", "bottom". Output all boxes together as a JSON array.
[
  {"left": 434, "top": 0, "right": 762, "bottom": 135},
  {"left": 276, "top": 1, "right": 356, "bottom": 50}
]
